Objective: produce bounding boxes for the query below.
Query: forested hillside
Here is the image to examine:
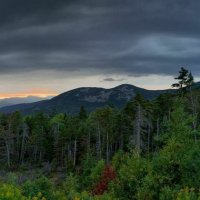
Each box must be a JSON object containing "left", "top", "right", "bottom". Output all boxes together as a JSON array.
[
  {"left": 0, "top": 68, "right": 200, "bottom": 199},
  {"left": 0, "top": 84, "right": 173, "bottom": 115}
]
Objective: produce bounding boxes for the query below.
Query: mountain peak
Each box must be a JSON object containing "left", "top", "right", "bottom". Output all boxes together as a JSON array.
[
  {"left": 114, "top": 84, "right": 135, "bottom": 88},
  {"left": 0, "top": 84, "right": 175, "bottom": 115}
]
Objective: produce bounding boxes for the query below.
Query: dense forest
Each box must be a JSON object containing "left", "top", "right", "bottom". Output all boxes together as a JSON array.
[{"left": 0, "top": 68, "right": 200, "bottom": 199}]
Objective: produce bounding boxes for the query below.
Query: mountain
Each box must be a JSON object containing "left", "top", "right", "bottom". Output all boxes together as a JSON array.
[
  {"left": 0, "top": 96, "right": 52, "bottom": 108},
  {"left": 0, "top": 84, "right": 174, "bottom": 115}
]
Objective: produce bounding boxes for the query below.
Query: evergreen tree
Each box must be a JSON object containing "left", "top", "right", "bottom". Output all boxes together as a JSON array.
[
  {"left": 79, "top": 106, "right": 87, "bottom": 120},
  {"left": 172, "top": 67, "right": 194, "bottom": 94}
]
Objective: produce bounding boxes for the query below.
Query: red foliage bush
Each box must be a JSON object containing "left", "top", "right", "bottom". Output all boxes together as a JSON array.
[{"left": 92, "top": 165, "right": 116, "bottom": 195}]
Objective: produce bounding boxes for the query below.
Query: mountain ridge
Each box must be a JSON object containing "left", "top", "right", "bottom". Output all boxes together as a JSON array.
[
  {"left": 0, "top": 96, "right": 52, "bottom": 108},
  {"left": 0, "top": 84, "right": 175, "bottom": 115}
]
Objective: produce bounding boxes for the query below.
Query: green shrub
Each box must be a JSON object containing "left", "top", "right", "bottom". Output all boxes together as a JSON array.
[
  {"left": 22, "top": 176, "right": 53, "bottom": 200},
  {"left": 0, "top": 183, "right": 26, "bottom": 200}
]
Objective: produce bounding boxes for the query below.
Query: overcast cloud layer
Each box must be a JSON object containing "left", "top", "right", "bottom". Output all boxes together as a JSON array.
[{"left": 1, "top": 0, "right": 200, "bottom": 95}]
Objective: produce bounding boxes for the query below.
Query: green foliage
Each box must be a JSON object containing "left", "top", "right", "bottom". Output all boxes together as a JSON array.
[
  {"left": 93, "top": 193, "right": 119, "bottom": 200},
  {"left": 80, "top": 153, "right": 97, "bottom": 188},
  {"left": 90, "top": 160, "right": 105, "bottom": 186},
  {"left": 2, "top": 68, "right": 200, "bottom": 199},
  {"left": 176, "top": 187, "right": 200, "bottom": 200},
  {"left": 22, "top": 177, "right": 53, "bottom": 200},
  {"left": 111, "top": 150, "right": 128, "bottom": 172},
  {"left": 64, "top": 173, "right": 79, "bottom": 195},
  {"left": 0, "top": 183, "right": 26, "bottom": 200},
  {"left": 117, "top": 150, "right": 149, "bottom": 200}
]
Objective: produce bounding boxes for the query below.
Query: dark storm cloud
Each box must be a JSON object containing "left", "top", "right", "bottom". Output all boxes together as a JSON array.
[
  {"left": 1, "top": 0, "right": 200, "bottom": 76},
  {"left": 103, "top": 78, "right": 116, "bottom": 82},
  {"left": 103, "top": 78, "right": 125, "bottom": 82}
]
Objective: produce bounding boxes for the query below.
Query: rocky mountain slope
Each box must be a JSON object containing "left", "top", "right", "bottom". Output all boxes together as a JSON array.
[{"left": 0, "top": 84, "right": 173, "bottom": 115}]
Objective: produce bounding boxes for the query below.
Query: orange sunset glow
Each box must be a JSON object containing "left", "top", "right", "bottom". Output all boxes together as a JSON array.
[{"left": 0, "top": 89, "right": 58, "bottom": 99}]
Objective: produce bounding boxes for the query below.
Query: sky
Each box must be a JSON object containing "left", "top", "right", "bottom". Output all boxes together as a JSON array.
[{"left": 1, "top": 0, "right": 200, "bottom": 98}]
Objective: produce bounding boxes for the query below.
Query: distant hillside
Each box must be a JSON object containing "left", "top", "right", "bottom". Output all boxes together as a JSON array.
[
  {"left": 0, "top": 96, "right": 52, "bottom": 108},
  {"left": 0, "top": 84, "right": 174, "bottom": 115}
]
